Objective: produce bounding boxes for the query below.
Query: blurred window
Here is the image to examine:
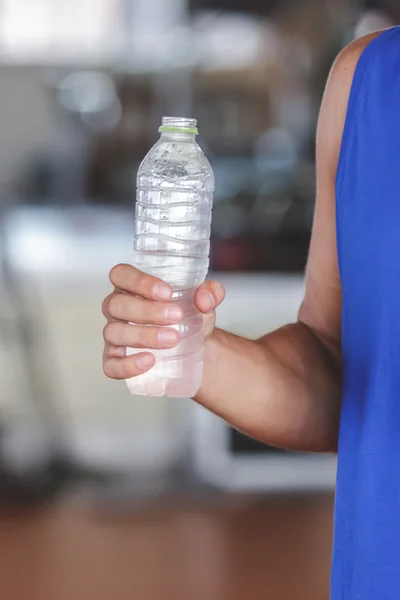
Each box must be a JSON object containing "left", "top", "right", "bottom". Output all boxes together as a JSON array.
[{"left": 0, "top": 0, "right": 119, "bottom": 62}]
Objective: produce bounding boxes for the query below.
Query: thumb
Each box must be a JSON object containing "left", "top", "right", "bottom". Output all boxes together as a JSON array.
[{"left": 194, "top": 280, "right": 225, "bottom": 314}]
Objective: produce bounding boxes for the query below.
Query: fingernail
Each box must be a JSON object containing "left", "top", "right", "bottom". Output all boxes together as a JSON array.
[
  {"left": 164, "top": 305, "right": 183, "bottom": 322},
  {"left": 154, "top": 283, "right": 172, "bottom": 300},
  {"left": 136, "top": 354, "right": 155, "bottom": 371},
  {"left": 158, "top": 328, "right": 178, "bottom": 345},
  {"left": 200, "top": 291, "right": 215, "bottom": 312}
]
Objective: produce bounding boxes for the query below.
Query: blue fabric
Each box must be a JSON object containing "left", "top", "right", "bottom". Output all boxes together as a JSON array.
[{"left": 333, "top": 26, "right": 400, "bottom": 599}]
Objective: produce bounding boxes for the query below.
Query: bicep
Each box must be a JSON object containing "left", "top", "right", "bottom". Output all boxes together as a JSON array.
[
  {"left": 298, "top": 34, "right": 379, "bottom": 357},
  {"left": 299, "top": 174, "right": 342, "bottom": 359}
]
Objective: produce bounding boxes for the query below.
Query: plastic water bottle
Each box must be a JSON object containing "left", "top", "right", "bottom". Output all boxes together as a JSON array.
[{"left": 126, "top": 117, "right": 214, "bottom": 398}]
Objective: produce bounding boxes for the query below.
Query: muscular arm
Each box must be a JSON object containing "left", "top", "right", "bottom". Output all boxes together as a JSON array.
[
  {"left": 195, "top": 33, "right": 380, "bottom": 453},
  {"left": 102, "top": 33, "right": 382, "bottom": 452}
]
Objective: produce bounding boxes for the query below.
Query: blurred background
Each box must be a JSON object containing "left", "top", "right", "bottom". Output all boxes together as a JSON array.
[{"left": 0, "top": 0, "right": 396, "bottom": 598}]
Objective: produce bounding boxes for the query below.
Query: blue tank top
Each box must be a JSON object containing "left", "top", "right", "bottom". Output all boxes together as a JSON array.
[{"left": 333, "top": 26, "right": 400, "bottom": 599}]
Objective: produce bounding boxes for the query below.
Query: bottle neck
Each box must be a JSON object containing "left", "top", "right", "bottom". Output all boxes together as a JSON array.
[
  {"left": 160, "top": 132, "right": 196, "bottom": 142},
  {"left": 159, "top": 117, "right": 198, "bottom": 140}
]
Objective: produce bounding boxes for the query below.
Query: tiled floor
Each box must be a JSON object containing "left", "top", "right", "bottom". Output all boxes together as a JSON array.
[{"left": 0, "top": 493, "right": 334, "bottom": 600}]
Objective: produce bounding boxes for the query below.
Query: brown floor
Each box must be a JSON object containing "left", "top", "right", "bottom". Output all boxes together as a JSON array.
[{"left": 0, "top": 493, "right": 334, "bottom": 600}]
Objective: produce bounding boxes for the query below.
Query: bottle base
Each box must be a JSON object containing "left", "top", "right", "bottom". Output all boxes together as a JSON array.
[
  {"left": 125, "top": 375, "right": 201, "bottom": 398},
  {"left": 125, "top": 306, "right": 204, "bottom": 398}
]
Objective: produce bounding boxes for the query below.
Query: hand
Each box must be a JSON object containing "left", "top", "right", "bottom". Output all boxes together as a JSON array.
[{"left": 102, "top": 264, "right": 225, "bottom": 380}]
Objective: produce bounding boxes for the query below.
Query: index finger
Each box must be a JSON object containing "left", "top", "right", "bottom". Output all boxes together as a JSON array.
[{"left": 109, "top": 264, "right": 172, "bottom": 301}]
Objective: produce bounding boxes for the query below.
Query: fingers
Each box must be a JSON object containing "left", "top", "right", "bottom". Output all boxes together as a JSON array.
[
  {"left": 109, "top": 264, "right": 172, "bottom": 301},
  {"left": 195, "top": 280, "right": 225, "bottom": 314},
  {"left": 103, "top": 321, "right": 180, "bottom": 349},
  {"left": 103, "top": 353, "right": 156, "bottom": 380},
  {"left": 103, "top": 293, "right": 183, "bottom": 325},
  {"left": 102, "top": 269, "right": 225, "bottom": 382}
]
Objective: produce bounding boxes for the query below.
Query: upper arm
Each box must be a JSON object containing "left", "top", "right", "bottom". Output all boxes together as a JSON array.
[{"left": 298, "top": 31, "right": 384, "bottom": 359}]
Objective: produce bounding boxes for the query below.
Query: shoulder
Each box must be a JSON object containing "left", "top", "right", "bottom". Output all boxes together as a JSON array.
[
  {"left": 299, "top": 32, "right": 390, "bottom": 348},
  {"left": 317, "top": 30, "right": 389, "bottom": 172},
  {"left": 328, "top": 29, "right": 390, "bottom": 93}
]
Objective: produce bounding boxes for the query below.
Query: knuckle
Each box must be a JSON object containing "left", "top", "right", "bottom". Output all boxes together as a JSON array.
[
  {"left": 155, "top": 305, "right": 167, "bottom": 323},
  {"left": 103, "top": 360, "right": 115, "bottom": 379},
  {"left": 135, "top": 298, "right": 152, "bottom": 322},
  {"left": 108, "top": 293, "right": 122, "bottom": 318},
  {"left": 103, "top": 322, "right": 116, "bottom": 344},
  {"left": 101, "top": 294, "right": 112, "bottom": 318},
  {"left": 134, "top": 327, "right": 145, "bottom": 347},
  {"left": 125, "top": 323, "right": 141, "bottom": 347},
  {"left": 120, "top": 359, "right": 136, "bottom": 379},
  {"left": 102, "top": 345, "right": 110, "bottom": 362},
  {"left": 136, "top": 327, "right": 153, "bottom": 348},
  {"left": 136, "top": 271, "right": 151, "bottom": 292}
]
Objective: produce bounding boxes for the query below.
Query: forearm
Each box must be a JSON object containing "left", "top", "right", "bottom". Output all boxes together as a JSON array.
[{"left": 195, "top": 324, "right": 342, "bottom": 453}]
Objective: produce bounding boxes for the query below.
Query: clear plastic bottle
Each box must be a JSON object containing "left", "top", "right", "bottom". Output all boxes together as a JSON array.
[{"left": 126, "top": 117, "right": 214, "bottom": 397}]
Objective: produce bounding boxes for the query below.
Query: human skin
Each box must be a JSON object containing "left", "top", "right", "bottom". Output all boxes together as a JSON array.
[{"left": 102, "top": 31, "right": 381, "bottom": 453}]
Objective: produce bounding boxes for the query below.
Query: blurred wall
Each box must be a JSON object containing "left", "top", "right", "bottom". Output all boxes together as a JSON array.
[{"left": 0, "top": 66, "right": 57, "bottom": 189}]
